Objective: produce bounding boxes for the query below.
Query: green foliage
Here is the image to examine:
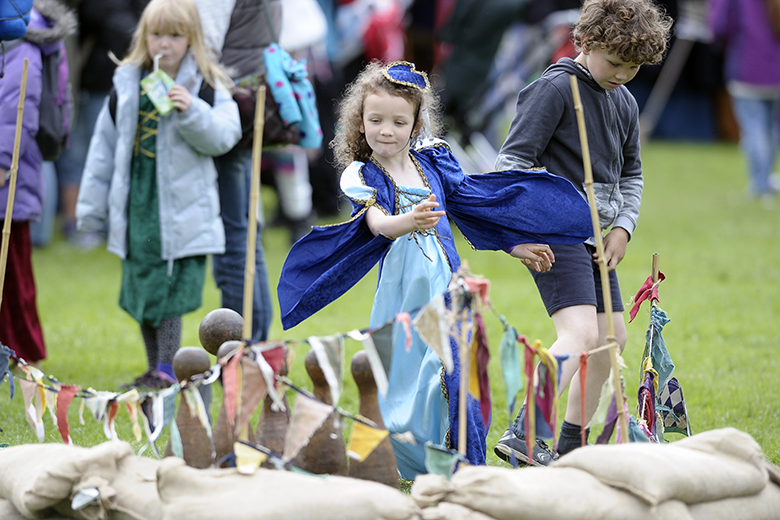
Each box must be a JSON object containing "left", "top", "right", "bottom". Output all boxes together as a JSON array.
[{"left": 2, "top": 141, "right": 778, "bottom": 468}]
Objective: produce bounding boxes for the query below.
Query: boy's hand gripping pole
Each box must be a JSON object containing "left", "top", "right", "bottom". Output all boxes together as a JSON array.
[
  {"left": 0, "top": 59, "right": 29, "bottom": 313},
  {"left": 569, "top": 75, "right": 629, "bottom": 443}
]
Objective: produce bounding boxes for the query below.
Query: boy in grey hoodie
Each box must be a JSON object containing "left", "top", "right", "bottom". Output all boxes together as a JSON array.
[{"left": 493, "top": 0, "right": 672, "bottom": 465}]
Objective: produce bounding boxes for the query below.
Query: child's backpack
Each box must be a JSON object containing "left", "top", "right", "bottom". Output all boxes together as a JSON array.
[
  {"left": 0, "top": 0, "right": 32, "bottom": 41},
  {"left": 35, "top": 40, "right": 71, "bottom": 162}
]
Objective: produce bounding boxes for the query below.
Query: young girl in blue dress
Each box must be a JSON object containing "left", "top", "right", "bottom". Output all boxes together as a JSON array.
[
  {"left": 278, "top": 61, "right": 592, "bottom": 479},
  {"left": 77, "top": 0, "right": 241, "bottom": 389}
]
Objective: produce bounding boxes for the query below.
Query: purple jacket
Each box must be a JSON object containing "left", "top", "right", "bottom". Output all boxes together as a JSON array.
[
  {"left": 709, "top": 0, "right": 780, "bottom": 86},
  {"left": 0, "top": 0, "right": 75, "bottom": 222}
]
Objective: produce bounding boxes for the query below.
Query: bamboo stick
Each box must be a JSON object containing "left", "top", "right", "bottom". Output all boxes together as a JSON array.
[
  {"left": 242, "top": 85, "right": 266, "bottom": 342},
  {"left": 569, "top": 75, "right": 629, "bottom": 443},
  {"left": 652, "top": 252, "right": 660, "bottom": 284},
  {"left": 458, "top": 304, "right": 469, "bottom": 455},
  {"left": 0, "top": 59, "right": 29, "bottom": 312},
  {"left": 238, "top": 85, "right": 266, "bottom": 443}
]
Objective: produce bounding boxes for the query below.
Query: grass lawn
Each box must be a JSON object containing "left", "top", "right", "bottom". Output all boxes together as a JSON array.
[{"left": 1, "top": 140, "right": 778, "bottom": 469}]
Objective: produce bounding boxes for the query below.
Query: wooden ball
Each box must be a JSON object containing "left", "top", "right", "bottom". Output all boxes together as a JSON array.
[
  {"left": 173, "top": 347, "right": 212, "bottom": 382},
  {"left": 199, "top": 308, "right": 244, "bottom": 355},
  {"left": 216, "top": 340, "right": 243, "bottom": 362}
]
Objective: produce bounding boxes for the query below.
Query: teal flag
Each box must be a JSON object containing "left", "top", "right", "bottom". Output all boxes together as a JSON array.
[{"left": 498, "top": 317, "right": 522, "bottom": 416}]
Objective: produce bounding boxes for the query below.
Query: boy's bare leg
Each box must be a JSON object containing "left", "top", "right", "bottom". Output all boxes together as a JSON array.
[{"left": 563, "top": 311, "right": 627, "bottom": 435}]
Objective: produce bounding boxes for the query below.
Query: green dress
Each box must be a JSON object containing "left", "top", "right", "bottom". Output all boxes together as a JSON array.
[{"left": 118, "top": 86, "right": 206, "bottom": 328}]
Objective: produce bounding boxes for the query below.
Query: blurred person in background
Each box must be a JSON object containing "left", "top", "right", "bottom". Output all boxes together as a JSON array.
[
  {"left": 0, "top": 0, "right": 77, "bottom": 367},
  {"left": 709, "top": 0, "right": 780, "bottom": 201}
]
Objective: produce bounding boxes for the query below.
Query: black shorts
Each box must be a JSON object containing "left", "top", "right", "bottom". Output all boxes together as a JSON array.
[{"left": 529, "top": 243, "right": 624, "bottom": 316}]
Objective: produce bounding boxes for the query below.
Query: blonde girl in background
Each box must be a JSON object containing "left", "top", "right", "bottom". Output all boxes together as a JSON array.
[{"left": 77, "top": 0, "right": 241, "bottom": 389}]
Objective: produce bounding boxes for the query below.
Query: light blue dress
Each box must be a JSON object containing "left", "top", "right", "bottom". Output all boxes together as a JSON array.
[{"left": 369, "top": 185, "right": 451, "bottom": 480}]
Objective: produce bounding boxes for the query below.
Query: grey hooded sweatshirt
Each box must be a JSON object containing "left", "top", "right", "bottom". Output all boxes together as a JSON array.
[{"left": 495, "top": 57, "right": 643, "bottom": 240}]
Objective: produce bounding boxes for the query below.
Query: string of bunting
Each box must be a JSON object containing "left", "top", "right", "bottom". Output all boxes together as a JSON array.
[{"left": 1, "top": 272, "right": 647, "bottom": 474}]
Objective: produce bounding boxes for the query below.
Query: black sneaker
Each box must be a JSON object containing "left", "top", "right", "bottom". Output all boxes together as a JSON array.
[{"left": 494, "top": 428, "right": 558, "bottom": 467}]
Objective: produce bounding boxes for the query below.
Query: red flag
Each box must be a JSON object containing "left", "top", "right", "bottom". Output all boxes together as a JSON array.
[
  {"left": 223, "top": 348, "right": 244, "bottom": 426},
  {"left": 55, "top": 384, "right": 81, "bottom": 444}
]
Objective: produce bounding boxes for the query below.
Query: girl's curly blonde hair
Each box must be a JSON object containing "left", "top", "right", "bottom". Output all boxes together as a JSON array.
[
  {"left": 572, "top": 0, "right": 673, "bottom": 65},
  {"left": 330, "top": 61, "right": 442, "bottom": 171}
]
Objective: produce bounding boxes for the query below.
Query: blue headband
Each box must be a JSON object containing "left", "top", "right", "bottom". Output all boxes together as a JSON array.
[{"left": 383, "top": 61, "right": 430, "bottom": 92}]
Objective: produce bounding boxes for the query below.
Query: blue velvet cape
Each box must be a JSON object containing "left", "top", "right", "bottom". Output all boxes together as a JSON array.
[{"left": 278, "top": 142, "right": 592, "bottom": 330}]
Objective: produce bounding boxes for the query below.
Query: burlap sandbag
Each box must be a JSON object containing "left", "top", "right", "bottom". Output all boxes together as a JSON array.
[
  {"left": 104, "top": 455, "right": 163, "bottom": 520},
  {"left": 688, "top": 482, "right": 780, "bottom": 520},
  {"left": 156, "top": 457, "right": 420, "bottom": 520},
  {"left": 553, "top": 428, "right": 767, "bottom": 506},
  {"left": 419, "top": 502, "right": 497, "bottom": 520},
  {"left": 411, "top": 466, "right": 655, "bottom": 520},
  {"left": 0, "top": 441, "right": 133, "bottom": 519},
  {"left": 0, "top": 497, "right": 69, "bottom": 520}
]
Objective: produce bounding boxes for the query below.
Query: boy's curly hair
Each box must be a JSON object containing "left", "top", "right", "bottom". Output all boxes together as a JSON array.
[
  {"left": 330, "top": 61, "right": 442, "bottom": 171},
  {"left": 572, "top": 0, "right": 673, "bottom": 65}
]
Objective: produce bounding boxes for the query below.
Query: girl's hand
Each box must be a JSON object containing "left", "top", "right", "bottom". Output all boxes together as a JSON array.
[
  {"left": 510, "top": 243, "right": 555, "bottom": 272},
  {"left": 412, "top": 194, "right": 446, "bottom": 231},
  {"left": 168, "top": 85, "right": 192, "bottom": 112}
]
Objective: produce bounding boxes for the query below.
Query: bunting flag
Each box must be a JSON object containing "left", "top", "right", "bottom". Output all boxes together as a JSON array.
[
  {"left": 307, "top": 335, "right": 344, "bottom": 406},
  {"left": 412, "top": 293, "right": 454, "bottom": 373},
  {"left": 628, "top": 272, "right": 665, "bottom": 322},
  {"left": 395, "top": 313, "right": 413, "bottom": 352},
  {"left": 368, "top": 321, "right": 394, "bottom": 377},
  {"left": 55, "top": 384, "right": 81, "bottom": 444},
  {"left": 590, "top": 371, "right": 616, "bottom": 430},
  {"left": 20, "top": 379, "right": 45, "bottom": 442},
  {"left": 282, "top": 393, "right": 334, "bottom": 462},
  {"left": 83, "top": 390, "right": 118, "bottom": 440},
  {"left": 105, "top": 400, "right": 120, "bottom": 441},
  {"left": 468, "top": 313, "right": 491, "bottom": 426},
  {"left": 252, "top": 348, "right": 284, "bottom": 413},
  {"left": 499, "top": 319, "right": 522, "bottom": 417},
  {"left": 637, "top": 367, "right": 657, "bottom": 440},
  {"left": 234, "top": 357, "right": 267, "bottom": 439},
  {"left": 346, "top": 420, "right": 389, "bottom": 462},
  {"left": 535, "top": 345, "right": 559, "bottom": 444},
  {"left": 345, "top": 329, "right": 390, "bottom": 398},
  {"left": 595, "top": 393, "right": 617, "bottom": 444},
  {"left": 643, "top": 306, "right": 674, "bottom": 391},
  {"left": 234, "top": 441, "right": 268, "bottom": 475},
  {"left": 182, "top": 385, "right": 213, "bottom": 438},
  {"left": 628, "top": 415, "right": 652, "bottom": 443},
  {"left": 222, "top": 347, "right": 244, "bottom": 427},
  {"left": 117, "top": 389, "right": 144, "bottom": 442},
  {"left": 424, "top": 441, "right": 467, "bottom": 480},
  {"left": 0, "top": 343, "right": 15, "bottom": 399}
]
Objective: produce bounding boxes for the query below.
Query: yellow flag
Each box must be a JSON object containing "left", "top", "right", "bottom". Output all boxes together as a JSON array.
[
  {"left": 347, "top": 421, "right": 389, "bottom": 462},
  {"left": 234, "top": 442, "right": 267, "bottom": 475}
]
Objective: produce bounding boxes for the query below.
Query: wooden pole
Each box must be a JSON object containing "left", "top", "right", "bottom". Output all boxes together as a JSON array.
[
  {"left": 652, "top": 253, "right": 660, "bottom": 284},
  {"left": 238, "top": 85, "right": 266, "bottom": 443},
  {"left": 242, "top": 85, "right": 266, "bottom": 342},
  {"left": 569, "top": 75, "right": 629, "bottom": 443},
  {"left": 458, "top": 304, "right": 469, "bottom": 455},
  {"left": 0, "top": 59, "right": 29, "bottom": 312}
]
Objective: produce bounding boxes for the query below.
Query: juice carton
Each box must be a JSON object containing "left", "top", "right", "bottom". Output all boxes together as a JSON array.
[{"left": 140, "top": 54, "right": 176, "bottom": 116}]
